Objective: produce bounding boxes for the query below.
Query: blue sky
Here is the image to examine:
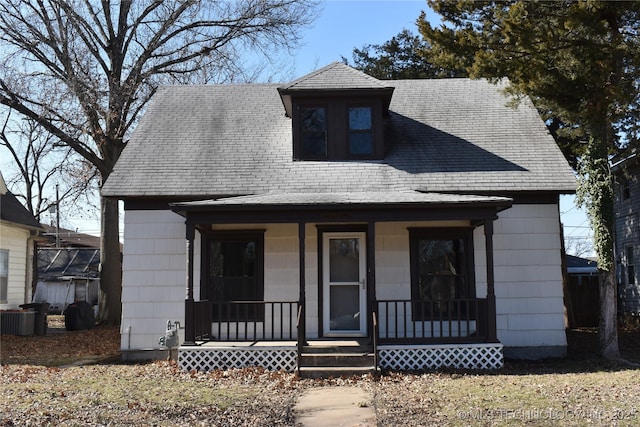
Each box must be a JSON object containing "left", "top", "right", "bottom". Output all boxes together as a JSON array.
[
  {"left": 16, "top": 0, "right": 594, "bottom": 254},
  {"left": 283, "top": 0, "right": 592, "bottom": 256},
  {"left": 288, "top": 0, "right": 436, "bottom": 76}
]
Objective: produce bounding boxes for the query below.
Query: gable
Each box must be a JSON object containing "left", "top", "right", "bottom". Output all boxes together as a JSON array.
[{"left": 0, "top": 191, "right": 42, "bottom": 230}]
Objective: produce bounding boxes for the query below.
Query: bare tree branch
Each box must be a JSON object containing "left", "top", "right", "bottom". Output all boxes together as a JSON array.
[
  {"left": 1, "top": 110, "right": 97, "bottom": 221},
  {"left": 0, "top": 0, "right": 320, "bottom": 325}
]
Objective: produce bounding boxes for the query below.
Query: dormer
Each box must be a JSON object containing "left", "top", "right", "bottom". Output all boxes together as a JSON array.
[{"left": 278, "top": 62, "right": 394, "bottom": 161}]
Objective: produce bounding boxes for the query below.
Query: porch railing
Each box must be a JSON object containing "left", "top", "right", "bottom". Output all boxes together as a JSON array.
[
  {"left": 376, "top": 298, "right": 488, "bottom": 344},
  {"left": 193, "top": 300, "right": 299, "bottom": 342}
]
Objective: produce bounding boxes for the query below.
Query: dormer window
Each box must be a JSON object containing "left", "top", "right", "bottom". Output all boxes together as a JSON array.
[
  {"left": 349, "top": 106, "right": 373, "bottom": 156},
  {"left": 292, "top": 98, "right": 383, "bottom": 160},
  {"left": 277, "top": 62, "right": 395, "bottom": 162},
  {"left": 301, "top": 107, "right": 327, "bottom": 158}
]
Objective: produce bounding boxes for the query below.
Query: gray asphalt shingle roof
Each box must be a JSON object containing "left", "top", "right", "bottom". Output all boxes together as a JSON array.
[
  {"left": 280, "top": 61, "right": 392, "bottom": 91},
  {"left": 0, "top": 190, "right": 43, "bottom": 230},
  {"left": 101, "top": 63, "right": 576, "bottom": 199}
]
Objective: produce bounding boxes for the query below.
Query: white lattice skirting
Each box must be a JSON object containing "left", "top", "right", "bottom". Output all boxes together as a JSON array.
[
  {"left": 179, "top": 347, "right": 297, "bottom": 372},
  {"left": 379, "top": 343, "right": 504, "bottom": 370},
  {"left": 179, "top": 343, "right": 503, "bottom": 372}
]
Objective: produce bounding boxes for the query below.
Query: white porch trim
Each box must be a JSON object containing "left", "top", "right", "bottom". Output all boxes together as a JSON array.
[
  {"left": 179, "top": 344, "right": 298, "bottom": 372},
  {"left": 178, "top": 342, "right": 504, "bottom": 372},
  {"left": 378, "top": 343, "right": 504, "bottom": 370}
]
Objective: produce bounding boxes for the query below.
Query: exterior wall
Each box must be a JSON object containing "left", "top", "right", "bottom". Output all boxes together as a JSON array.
[
  {"left": 121, "top": 214, "right": 317, "bottom": 353},
  {"left": 120, "top": 210, "right": 191, "bottom": 356},
  {"left": 614, "top": 164, "right": 640, "bottom": 314},
  {"left": 0, "top": 223, "right": 33, "bottom": 309},
  {"left": 375, "top": 209, "right": 567, "bottom": 358},
  {"left": 207, "top": 223, "right": 317, "bottom": 338},
  {"left": 374, "top": 221, "right": 468, "bottom": 301},
  {"left": 122, "top": 204, "right": 567, "bottom": 360},
  {"left": 375, "top": 220, "right": 473, "bottom": 338},
  {"left": 477, "top": 204, "right": 567, "bottom": 359}
]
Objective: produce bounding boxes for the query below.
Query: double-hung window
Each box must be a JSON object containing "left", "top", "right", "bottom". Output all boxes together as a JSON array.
[
  {"left": 627, "top": 246, "right": 636, "bottom": 286},
  {"left": 301, "top": 107, "right": 327, "bottom": 158},
  {"left": 348, "top": 106, "right": 373, "bottom": 156},
  {"left": 409, "top": 228, "right": 475, "bottom": 321},
  {"left": 0, "top": 250, "right": 8, "bottom": 303},
  {"left": 293, "top": 98, "right": 382, "bottom": 160},
  {"left": 620, "top": 177, "right": 631, "bottom": 202},
  {"left": 203, "top": 231, "right": 264, "bottom": 322}
]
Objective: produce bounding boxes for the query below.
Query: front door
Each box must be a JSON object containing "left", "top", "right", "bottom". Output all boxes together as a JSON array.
[{"left": 322, "top": 232, "right": 367, "bottom": 337}]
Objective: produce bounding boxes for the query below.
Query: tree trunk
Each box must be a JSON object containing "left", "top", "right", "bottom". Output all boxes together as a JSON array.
[
  {"left": 599, "top": 267, "right": 619, "bottom": 359},
  {"left": 98, "top": 195, "right": 122, "bottom": 325}
]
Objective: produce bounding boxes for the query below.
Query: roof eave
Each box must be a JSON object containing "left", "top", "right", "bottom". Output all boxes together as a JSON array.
[
  {"left": 169, "top": 197, "right": 514, "bottom": 225},
  {"left": 277, "top": 87, "right": 395, "bottom": 117}
]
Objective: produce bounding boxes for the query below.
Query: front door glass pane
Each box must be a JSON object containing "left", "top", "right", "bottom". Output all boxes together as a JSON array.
[
  {"left": 329, "top": 238, "right": 359, "bottom": 282},
  {"left": 329, "top": 285, "right": 360, "bottom": 330}
]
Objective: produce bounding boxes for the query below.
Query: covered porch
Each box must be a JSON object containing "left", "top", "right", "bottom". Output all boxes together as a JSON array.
[{"left": 172, "top": 192, "right": 511, "bottom": 372}]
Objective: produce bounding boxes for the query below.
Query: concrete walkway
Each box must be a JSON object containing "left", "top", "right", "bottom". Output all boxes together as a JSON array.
[{"left": 294, "top": 386, "right": 375, "bottom": 427}]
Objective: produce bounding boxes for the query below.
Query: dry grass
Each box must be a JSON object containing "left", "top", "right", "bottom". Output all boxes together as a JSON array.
[
  {"left": 2, "top": 317, "right": 640, "bottom": 426},
  {"left": 1, "top": 363, "right": 302, "bottom": 426},
  {"left": 373, "top": 361, "right": 640, "bottom": 426}
]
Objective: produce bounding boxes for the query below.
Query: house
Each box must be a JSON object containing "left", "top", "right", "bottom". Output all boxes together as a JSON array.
[
  {"left": 564, "top": 254, "right": 599, "bottom": 327},
  {"left": 34, "top": 247, "right": 100, "bottom": 314},
  {"left": 101, "top": 63, "right": 576, "bottom": 372},
  {"left": 33, "top": 226, "right": 102, "bottom": 314},
  {"left": 0, "top": 172, "right": 43, "bottom": 309},
  {"left": 613, "top": 150, "right": 639, "bottom": 314},
  {"left": 39, "top": 224, "right": 102, "bottom": 249}
]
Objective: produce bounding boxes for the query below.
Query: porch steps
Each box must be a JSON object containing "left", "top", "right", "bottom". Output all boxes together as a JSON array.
[{"left": 298, "top": 344, "right": 377, "bottom": 379}]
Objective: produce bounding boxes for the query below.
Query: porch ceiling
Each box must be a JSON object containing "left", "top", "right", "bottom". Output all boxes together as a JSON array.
[{"left": 170, "top": 191, "right": 512, "bottom": 224}]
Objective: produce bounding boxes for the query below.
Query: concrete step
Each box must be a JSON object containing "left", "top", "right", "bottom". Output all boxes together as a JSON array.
[
  {"left": 302, "top": 345, "right": 373, "bottom": 354},
  {"left": 300, "top": 352, "right": 375, "bottom": 367},
  {"left": 298, "top": 365, "right": 378, "bottom": 379}
]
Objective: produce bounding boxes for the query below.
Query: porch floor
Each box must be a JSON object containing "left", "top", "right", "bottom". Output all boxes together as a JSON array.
[{"left": 188, "top": 339, "right": 366, "bottom": 348}]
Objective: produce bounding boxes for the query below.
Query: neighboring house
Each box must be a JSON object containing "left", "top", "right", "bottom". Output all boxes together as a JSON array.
[
  {"left": 39, "top": 224, "right": 102, "bottom": 249},
  {"left": 102, "top": 63, "right": 576, "bottom": 372},
  {"left": 34, "top": 246, "right": 100, "bottom": 314},
  {"left": 0, "top": 172, "right": 43, "bottom": 309},
  {"left": 613, "top": 151, "right": 639, "bottom": 314},
  {"left": 33, "top": 227, "right": 115, "bottom": 315},
  {"left": 565, "top": 255, "right": 599, "bottom": 327}
]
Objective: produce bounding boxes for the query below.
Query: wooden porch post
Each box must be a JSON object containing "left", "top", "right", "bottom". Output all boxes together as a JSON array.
[
  {"left": 484, "top": 220, "right": 498, "bottom": 343},
  {"left": 367, "top": 221, "right": 377, "bottom": 342},
  {"left": 297, "top": 222, "right": 306, "bottom": 349},
  {"left": 184, "top": 220, "right": 196, "bottom": 345}
]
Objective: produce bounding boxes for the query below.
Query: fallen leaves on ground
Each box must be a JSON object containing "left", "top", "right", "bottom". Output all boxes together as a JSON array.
[
  {"left": 2, "top": 319, "right": 640, "bottom": 426},
  {"left": 1, "top": 318, "right": 120, "bottom": 366}
]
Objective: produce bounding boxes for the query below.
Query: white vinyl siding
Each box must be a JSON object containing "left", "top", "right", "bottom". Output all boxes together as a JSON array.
[
  {"left": 121, "top": 204, "right": 567, "bottom": 355},
  {"left": 0, "top": 223, "right": 33, "bottom": 308},
  {"left": 477, "top": 204, "right": 566, "bottom": 349}
]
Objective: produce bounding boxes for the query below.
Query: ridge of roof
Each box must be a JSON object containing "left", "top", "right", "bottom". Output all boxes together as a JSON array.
[{"left": 279, "top": 61, "right": 392, "bottom": 91}]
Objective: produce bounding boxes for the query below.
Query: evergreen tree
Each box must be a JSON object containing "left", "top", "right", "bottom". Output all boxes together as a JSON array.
[
  {"left": 420, "top": 0, "right": 640, "bottom": 359},
  {"left": 344, "top": 29, "right": 465, "bottom": 79}
]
